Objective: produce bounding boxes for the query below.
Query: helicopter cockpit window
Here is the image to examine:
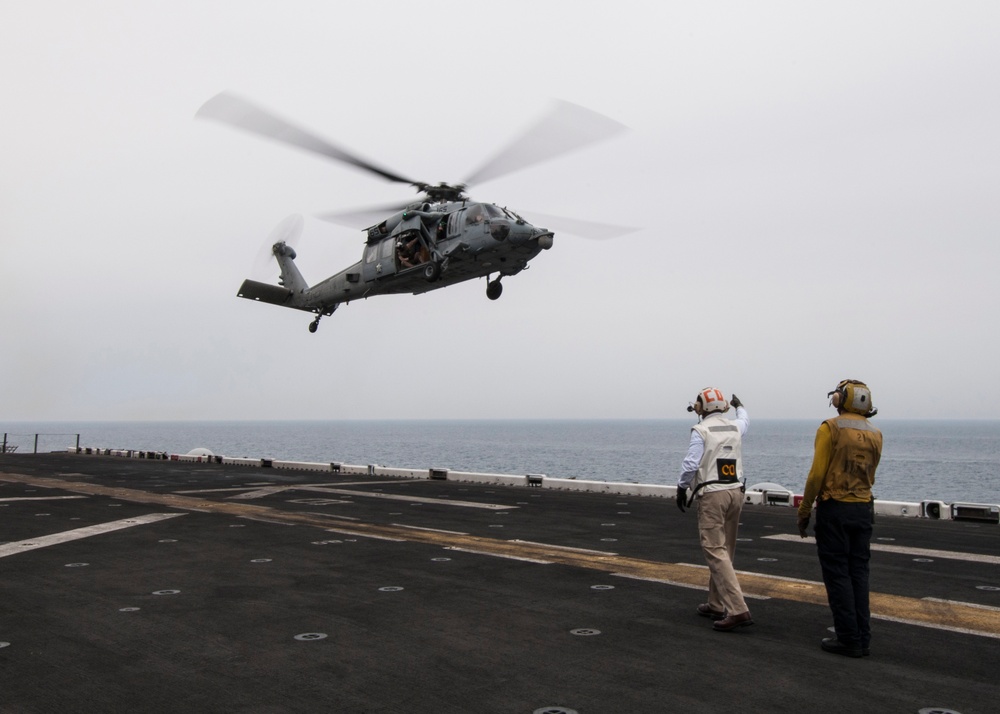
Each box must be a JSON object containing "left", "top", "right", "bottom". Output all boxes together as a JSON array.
[
  {"left": 365, "top": 245, "right": 378, "bottom": 264},
  {"left": 380, "top": 238, "right": 394, "bottom": 259},
  {"left": 464, "top": 205, "right": 486, "bottom": 226}
]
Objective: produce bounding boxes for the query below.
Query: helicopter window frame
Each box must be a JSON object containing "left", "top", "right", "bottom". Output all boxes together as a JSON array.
[{"left": 365, "top": 244, "right": 379, "bottom": 264}]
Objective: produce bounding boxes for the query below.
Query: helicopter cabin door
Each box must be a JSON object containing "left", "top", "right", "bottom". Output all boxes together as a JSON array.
[{"left": 361, "top": 236, "right": 398, "bottom": 282}]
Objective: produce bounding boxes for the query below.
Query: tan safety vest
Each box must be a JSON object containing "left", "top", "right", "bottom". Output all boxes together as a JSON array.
[
  {"left": 690, "top": 415, "right": 744, "bottom": 497},
  {"left": 820, "top": 415, "right": 883, "bottom": 502}
]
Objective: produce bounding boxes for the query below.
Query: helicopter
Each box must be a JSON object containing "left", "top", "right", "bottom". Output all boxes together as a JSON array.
[{"left": 196, "top": 92, "right": 634, "bottom": 333}]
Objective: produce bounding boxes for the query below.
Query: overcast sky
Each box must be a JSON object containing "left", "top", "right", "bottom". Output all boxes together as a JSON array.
[{"left": 2, "top": 1, "right": 999, "bottom": 422}]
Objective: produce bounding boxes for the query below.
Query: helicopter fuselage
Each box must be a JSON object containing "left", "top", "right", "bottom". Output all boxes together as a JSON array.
[{"left": 236, "top": 200, "right": 553, "bottom": 328}]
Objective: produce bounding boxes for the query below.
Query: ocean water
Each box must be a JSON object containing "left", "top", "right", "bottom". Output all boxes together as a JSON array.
[{"left": 3, "top": 419, "right": 999, "bottom": 505}]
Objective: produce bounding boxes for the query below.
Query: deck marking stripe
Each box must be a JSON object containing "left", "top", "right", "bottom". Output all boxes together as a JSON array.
[
  {"left": 509, "top": 540, "right": 618, "bottom": 556},
  {"left": 176, "top": 484, "right": 515, "bottom": 509},
  {"left": 446, "top": 546, "right": 553, "bottom": 564},
  {"left": 302, "top": 512, "right": 361, "bottom": 521},
  {"left": 610, "top": 572, "right": 710, "bottom": 592},
  {"left": 323, "top": 528, "right": 405, "bottom": 542},
  {"left": 2, "top": 471, "right": 998, "bottom": 638},
  {"left": 0, "top": 513, "right": 185, "bottom": 558},
  {"left": 229, "top": 486, "right": 295, "bottom": 499},
  {"left": 763, "top": 533, "right": 1000, "bottom": 565},
  {"left": 294, "top": 486, "right": 516, "bottom": 510},
  {"left": 611, "top": 572, "right": 772, "bottom": 599},
  {"left": 175, "top": 487, "right": 264, "bottom": 494},
  {"left": 684, "top": 561, "right": 819, "bottom": 586},
  {"left": 393, "top": 524, "right": 470, "bottom": 535},
  {"left": 873, "top": 613, "right": 1000, "bottom": 640},
  {"left": 922, "top": 597, "right": 1000, "bottom": 612}
]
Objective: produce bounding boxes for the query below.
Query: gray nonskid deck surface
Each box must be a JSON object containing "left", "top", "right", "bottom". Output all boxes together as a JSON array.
[{"left": 1, "top": 453, "right": 997, "bottom": 714}]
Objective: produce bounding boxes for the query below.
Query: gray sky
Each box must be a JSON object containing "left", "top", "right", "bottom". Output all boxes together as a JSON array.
[{"left": 2, "top": 1, "right": 999, "bottom": 421}]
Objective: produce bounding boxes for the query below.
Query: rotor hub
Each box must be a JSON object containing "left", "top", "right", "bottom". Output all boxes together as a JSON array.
[{"left": 414, "top": 182, "right": 467, "bottom": 202}]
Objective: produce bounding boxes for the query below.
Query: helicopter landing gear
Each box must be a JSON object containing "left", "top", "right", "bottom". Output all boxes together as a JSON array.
[
  {"left": 308, "top": 306, "right": 337, "bottom": 332},
  {"left": 423, "top": 261, "right": 441, "bottom": 282},
  {"left": 486, "top": 278, "right": 503, "bottom": 301}
]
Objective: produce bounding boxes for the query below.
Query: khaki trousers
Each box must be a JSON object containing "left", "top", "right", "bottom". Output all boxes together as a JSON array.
[{"left": 696, "top": 487, "right": 749, "bottom": 616}]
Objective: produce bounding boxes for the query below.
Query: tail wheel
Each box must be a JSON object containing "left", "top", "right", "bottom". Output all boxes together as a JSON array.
[{"left": 486, "top": 280, "right": 503, "bottom": 300}]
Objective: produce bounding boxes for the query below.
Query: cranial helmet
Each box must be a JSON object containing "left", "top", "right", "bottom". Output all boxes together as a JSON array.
[
  {"left": 829, "top": 379, "right": 877, "bottom": 417},
  {"left": 694, "top": 387, "right": 729, "bottom": 415}
]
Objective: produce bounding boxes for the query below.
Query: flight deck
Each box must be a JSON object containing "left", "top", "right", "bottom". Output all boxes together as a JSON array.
[{"left": 1, "top": 451, "right": 997, "bottom": 713}]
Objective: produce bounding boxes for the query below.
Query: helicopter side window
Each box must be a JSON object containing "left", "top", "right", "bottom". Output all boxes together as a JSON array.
[
  {"left": 365, "top": 245, "right": 378, "bottom": 264},
  {"left": 380, "top": 238, "right": 394, "bottom": 260}
]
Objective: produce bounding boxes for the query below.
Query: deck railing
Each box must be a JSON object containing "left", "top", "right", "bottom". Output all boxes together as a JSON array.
[{"left": 2, "top": 433, "right": 80, "bottom": 454}]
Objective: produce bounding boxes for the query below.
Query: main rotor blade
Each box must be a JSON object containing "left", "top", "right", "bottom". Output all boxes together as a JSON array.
[
  {"left": 316, "top": 202, "right": 413, "bottom": 229},
  {"left": 521, "top": 210, "right": 640, "bottom": 240},
  {"left": 463, "top": 100, "right": 627, "bottom": 187},
  {"left": 197, "top": 92, "right": 417, "bottom": 186}
]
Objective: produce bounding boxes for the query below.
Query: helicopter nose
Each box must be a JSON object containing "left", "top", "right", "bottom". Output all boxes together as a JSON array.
[
  {"left": 535, "top": 231, "right": 554, "bottom": 250},
  {"left": 489, "top": 220, "right": 511, "bottom": 241}
]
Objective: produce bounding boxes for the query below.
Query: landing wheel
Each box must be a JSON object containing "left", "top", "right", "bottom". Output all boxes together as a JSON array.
[
  {"left": 308, "top": 317, "right": 320, "bottom": 333},
  {"left": 486, "top": 280, "right": 503, "bottom": 301},
  {"left": 423, "top": 261, "right": 441, "bottom": 282}
]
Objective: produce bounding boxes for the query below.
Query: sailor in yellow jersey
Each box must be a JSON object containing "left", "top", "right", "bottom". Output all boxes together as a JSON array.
[{"left": 798, "top": 379, "right": 882, "bottom": 658}]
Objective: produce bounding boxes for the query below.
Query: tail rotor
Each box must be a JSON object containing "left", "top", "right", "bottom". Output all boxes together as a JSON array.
[{"left": 253, "top": 214, "right": 304, "bottom": 278}]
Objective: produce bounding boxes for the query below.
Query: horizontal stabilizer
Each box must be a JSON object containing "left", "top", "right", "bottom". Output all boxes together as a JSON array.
[{"left": 237, "top": 279, "right": 294, "bottom": 307}]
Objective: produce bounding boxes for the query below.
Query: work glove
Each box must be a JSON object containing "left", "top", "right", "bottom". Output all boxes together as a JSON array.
[
  {"left": 676, "top": 486, "right": 688, "bottom": 513},
  {"left": 797, "top": 512, "right": 811, "bottom": 538},
  {"left": 731, "top": 394, "right": 743, "bottom": 409}
]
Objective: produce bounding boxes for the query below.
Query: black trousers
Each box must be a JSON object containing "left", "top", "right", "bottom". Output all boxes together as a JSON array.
[{"left": 815, "top": 499, "right": 874, "bottom": 648}]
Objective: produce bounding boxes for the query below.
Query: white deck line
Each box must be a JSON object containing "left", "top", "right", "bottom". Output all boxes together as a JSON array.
[
  {"left": 763, "top": 533, "right": 1000, "bottom": 565},
  {"left": 0, "top": 513, "right": 185, "bottom": 558}
]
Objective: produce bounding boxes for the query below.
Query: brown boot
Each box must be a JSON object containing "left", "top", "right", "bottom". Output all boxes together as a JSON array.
[{"left": 713, "top": 611, "right": 753, "bottom": 631}]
